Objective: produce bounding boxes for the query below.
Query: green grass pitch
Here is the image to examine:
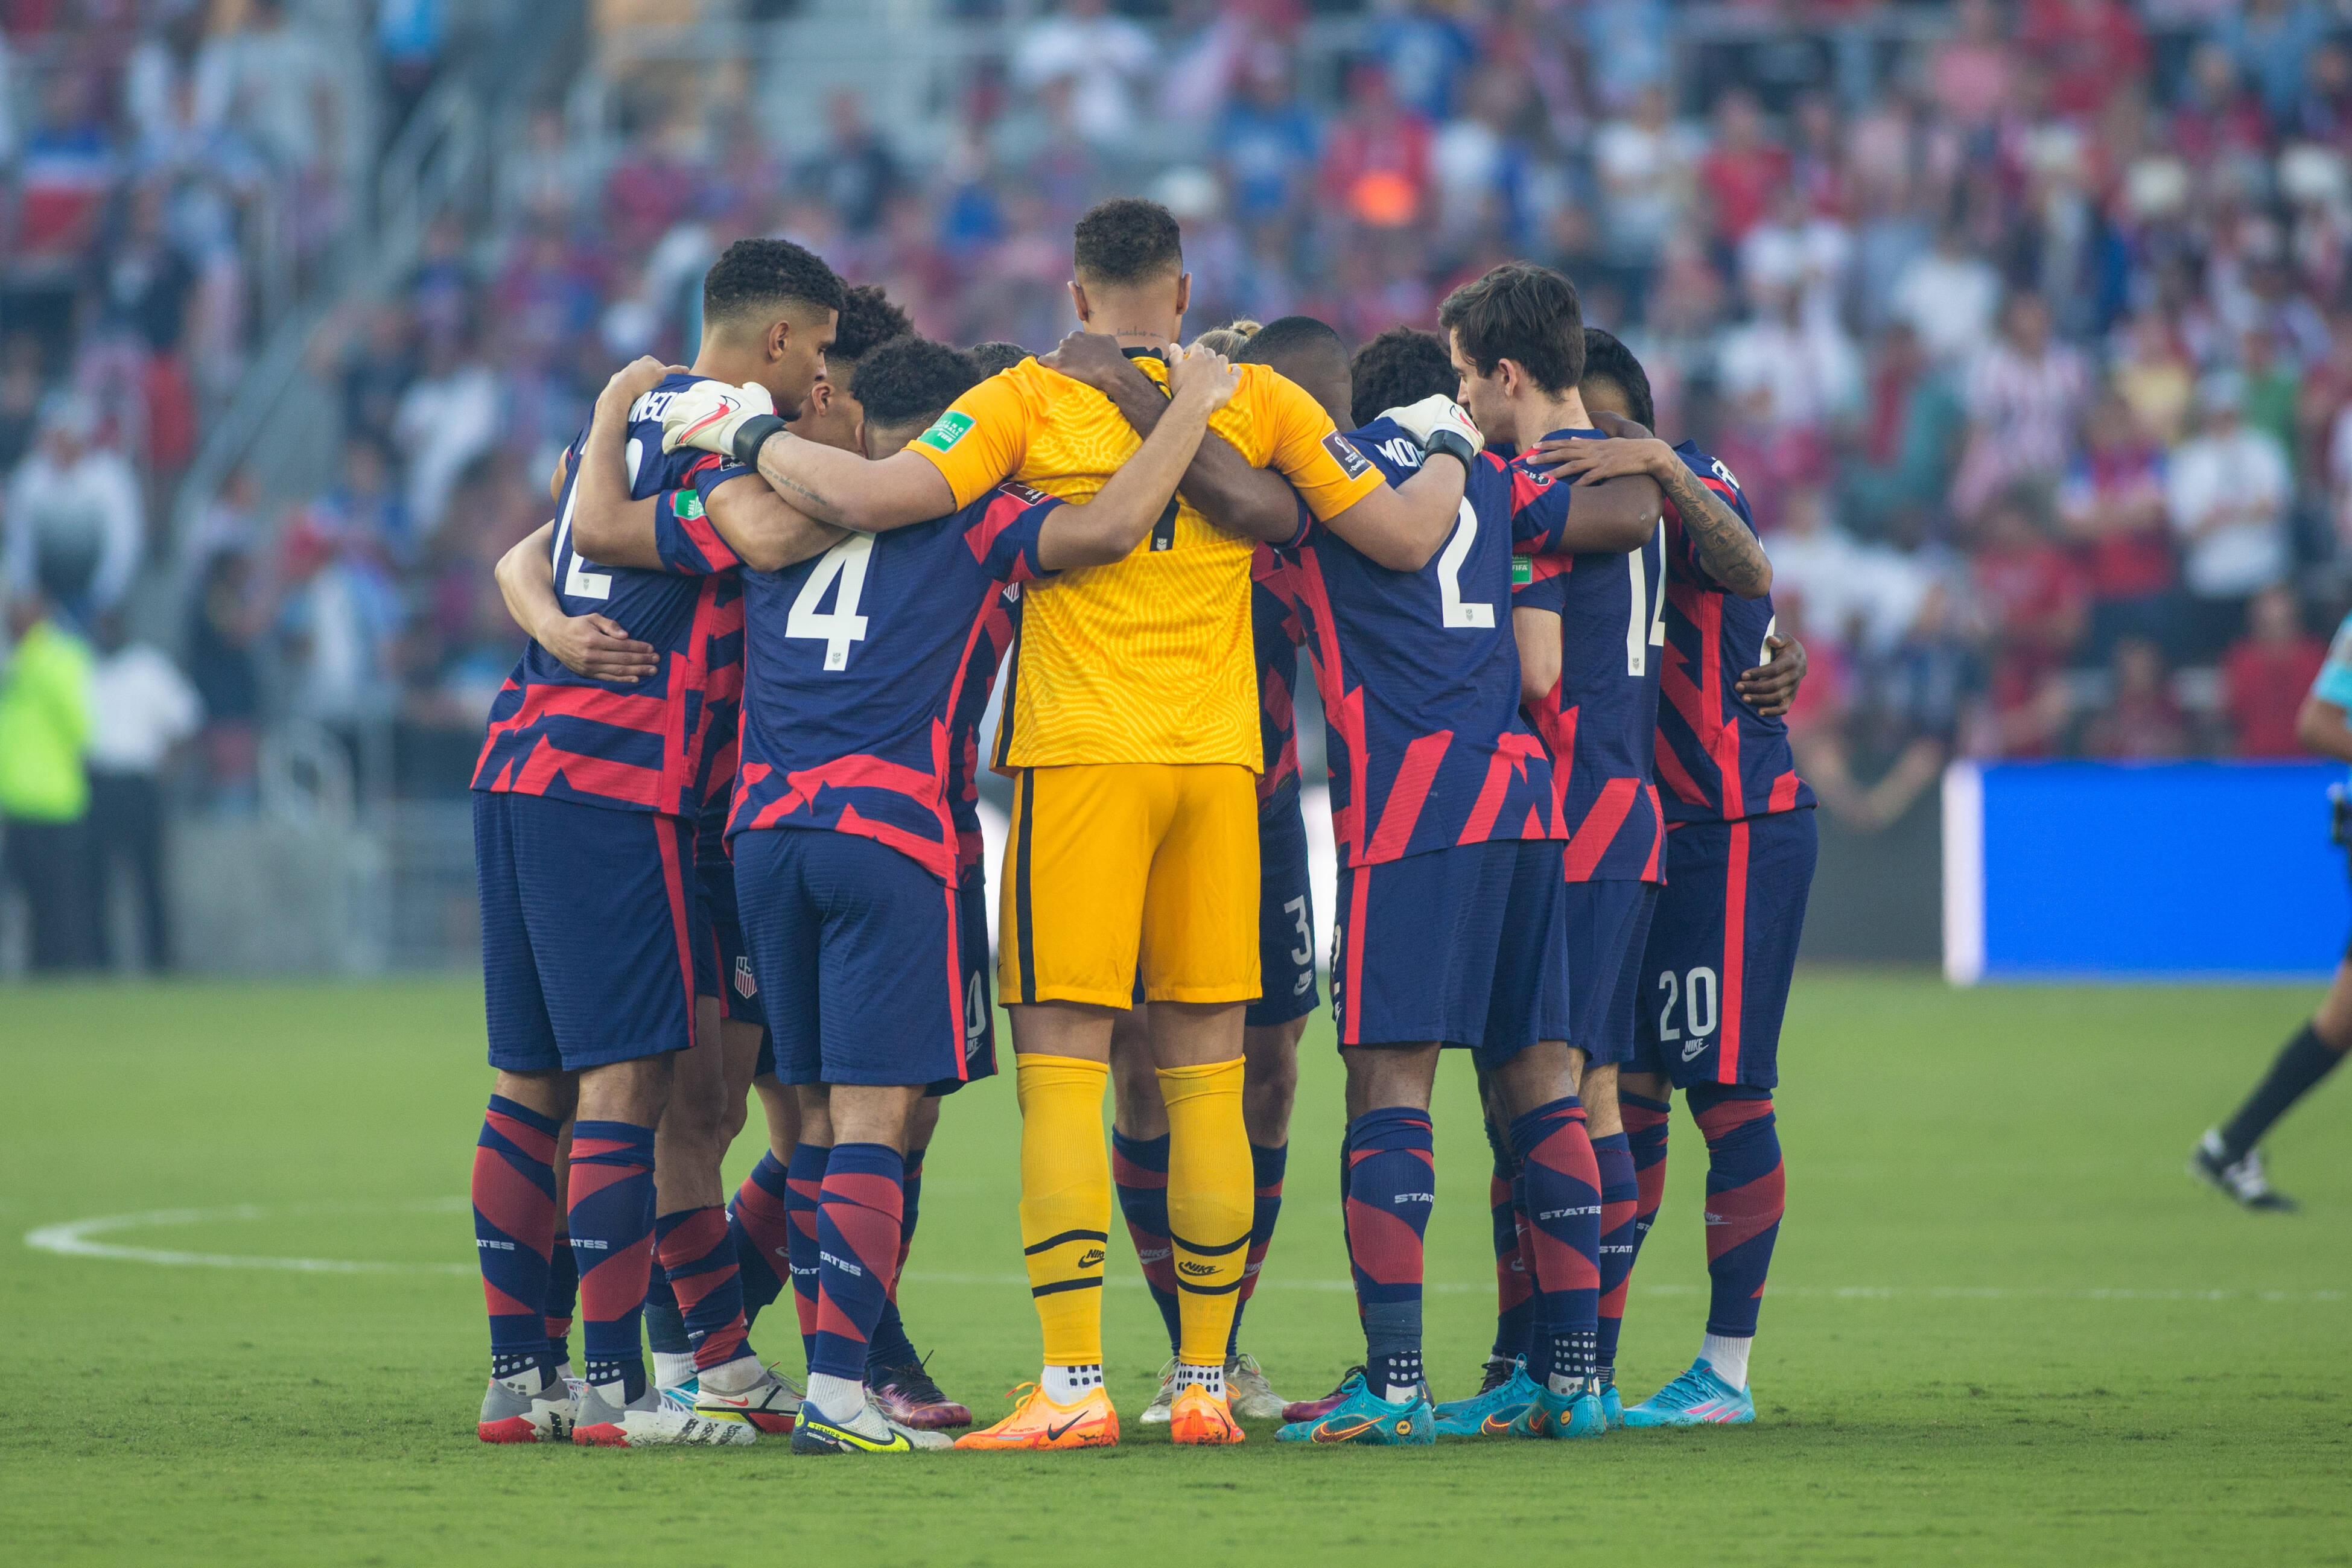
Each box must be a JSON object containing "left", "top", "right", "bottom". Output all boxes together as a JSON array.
[{"left": 1, "top": 973, "right": 2345, "bottom": 1566}]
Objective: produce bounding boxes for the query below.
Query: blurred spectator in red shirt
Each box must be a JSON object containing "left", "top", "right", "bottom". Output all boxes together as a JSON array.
[
  {"left": 1932, "top": 0, "right": 2014, "bottom": 132},
  {"left": 1698, "top": 90, "right": 1789, "bottom": 246},
  {"left": 2020, "top": 0, "right": 2149, "bottom": 119},
  {"left": 1321, "top": 63, "right": 1432, "bottom": 230},
  {"left": 2170, "top": 43, "right": 2272, "bottom": 168},
  {"left": 2058, "top": 395, "right": 2178, "bottom": 661},
  {"left": 1973, "top": 487, "right": 2087, "bottom": 755},
  {"left": 2085, "top": 635, "right": 2190, "bottom": 758},
  {"left": 2222, "top": 585, "right": 2327, "bottom": 755}
]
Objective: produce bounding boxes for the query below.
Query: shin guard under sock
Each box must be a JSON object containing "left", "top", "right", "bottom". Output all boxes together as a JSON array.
[
  {"left": 810, "top": 1143, "right": 904, "bottom": 1382},
  {"left": 784, "top": 1143, "right": 828, "bottom": 1366},
  {"left": 864, "top": 1146, "right": 926, "bottom": 1373},
  {"left": 568, "top": 1119, "right": 657, "bottom": 1392},
  {"left": 474, "top": 1096, "right": 560, "bottom": 1379},
  {"left": 1510, "top": 1097, "right": 1601, "bottom": 1392},
  {"left": 1688, "top": 1084, "right": 1784, "bottom": 1341},
  {"left": 1346, "top": 1106, "right": 1434, "bottom": 1400},
  {"left": 1591, "top": 1130, "right": 1637, "bottom": 1385},
  {"left": 656, "top": 1204, "right": 751, "bottom": 1371},
  {"left": 728, "top": 1151, "right": 792, "bottom": 1331}
]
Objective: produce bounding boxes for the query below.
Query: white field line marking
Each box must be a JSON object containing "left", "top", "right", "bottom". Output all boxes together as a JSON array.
[{"left": 21, "top": 1203, "right": 2347, "bottom": 1304}]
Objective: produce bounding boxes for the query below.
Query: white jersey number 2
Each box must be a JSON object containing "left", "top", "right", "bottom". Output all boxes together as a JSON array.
[
  {"left": 1438, "top": 500, "right": 1494, "bottom": 629},
  {"left": 789, "top": 533, "right": 874, "bottom": 670}
]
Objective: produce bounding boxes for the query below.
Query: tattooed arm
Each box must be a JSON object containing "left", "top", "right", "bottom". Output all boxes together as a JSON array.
[{"left": 1525, "top": 417, "right": 1773, "bottom": 598}]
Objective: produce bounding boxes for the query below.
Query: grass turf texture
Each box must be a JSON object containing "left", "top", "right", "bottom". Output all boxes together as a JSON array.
[{"left": 1, "top": 974, "right": 2345, "bottom": 1566}]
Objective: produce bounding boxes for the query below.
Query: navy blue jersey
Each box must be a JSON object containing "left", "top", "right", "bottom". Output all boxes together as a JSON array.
[
  {"left": 1654, "top": 441, "right": 1814, "bottom": 825},
  {"left": 473, "top": 372, "right": 754, "bottom": 816},
  {"left": 1253, "top": 542, "right": 1309, "bottom": 813},
  {"left": 1289, "top": 417, "right": 1574, "bottom": 869},
  {"left": 731, "top": 483, "right": 1063, "bottom": 883},
  {"left": 947, "top": 577, "right": 1021, "bottom": 874},
  {"left": 1510, "top": 425, "right": 1666, "bottom": 884}
]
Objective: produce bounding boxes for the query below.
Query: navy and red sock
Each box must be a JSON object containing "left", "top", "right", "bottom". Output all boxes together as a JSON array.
[
  {"left": 1346, "top": 1106, "right": 1434, "bottom": 1400},
  {"left": 1621, "top": 1090, "right": 1671, "bottom": 1281},
  {"left": 864, "top": 1145, "right": 926, "bottom": 1373},
  {"left": 568, "top": 1119, "right": 658, "bottom": 1396},
  {"left": 1480, "top": 1115, "right": 1534, "bottom": 1366},
  {"left": 784, "top": 1143, "right": 828, "bottom": 1367},
  {"left": 656, "top": 1204, "right": 752, "bottom": 1371},
  {"left": 1224, "top": 1140, "right": 1287, "bottom": 1357},
  {"left": 1510, "top": 1096, "right": 1601, "bottom": 1394},
  {"left": 544, "top": 1229, "right": 577, "bottom": 1371},
  {"left": 1591, "top": 1130, "right": 1637, "bottom": 1387},
  {"left": 1688, "top": 1084, "right": 1784, "bottom": 1341},
  {"left": 472, "top": 1095, "right": 561, "bottom": 1380},
  {"left": 1112, "top": 1128, "right": 1184, "bottom": 1356},
  {"left": 809, "top": 1143, "right": 904, "bottom": 1383},
  {"left": 728, "top": 1151, "right": 792, "bottom": 1331}
]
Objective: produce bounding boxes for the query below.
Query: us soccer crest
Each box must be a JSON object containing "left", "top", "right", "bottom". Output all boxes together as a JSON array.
[{"left": 733, "top": 956, "right": 757, "bottom": 1000}]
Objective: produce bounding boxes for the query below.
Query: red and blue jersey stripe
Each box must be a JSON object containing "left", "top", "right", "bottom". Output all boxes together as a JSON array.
[
  {"left": 1510, "top": 425, "right": 1667, "bottom": 884},
  {"left": 1253, "top": 541, "right": 1309, "bottom": 813},
  {"left": 471, "top": 372, "right": 755, "bottom": 818},
  {"left": 731, "top": 483, "right": 1062, "bottom": 884},
  {"left": 1654, "top": 441, "right": 1814, "bottom": 825},
  {"left": 1290, "top": 417, "right": 1574, "bottom": 870}
]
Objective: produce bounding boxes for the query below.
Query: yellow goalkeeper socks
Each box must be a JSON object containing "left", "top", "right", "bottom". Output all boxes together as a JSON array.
[
  {"left": 1159, "top": 1057, "right": 1252, "bottom": 1368},
  {"left": 1015, "top": 1053, "right": 1112, "bottom": 1368}
]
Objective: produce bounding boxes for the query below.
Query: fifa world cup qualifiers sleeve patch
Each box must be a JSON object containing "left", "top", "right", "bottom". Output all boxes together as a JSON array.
[
  {"left": 919, "top": 411, "right": 974, "bottom": 453},
  {"left": 1256, "top": 373, "right": 1385, "bottom": 522},
  {"left": 905, "top": 369, "right": 1033, "bottom": 511},
  {"left": 653, "top": 482, "right": 743, "bottom": 576},
  {"left": 1322, "top": 430, "right": 1373, "bottom": 480}
]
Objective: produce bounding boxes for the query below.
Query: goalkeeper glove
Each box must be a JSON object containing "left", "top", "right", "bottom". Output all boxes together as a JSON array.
[
  {"left": 660, "top": 379, "right": 786, "bottom": 467},
  {"left": 1378, "top": 393, "right": 1484, "bottom": 469}
]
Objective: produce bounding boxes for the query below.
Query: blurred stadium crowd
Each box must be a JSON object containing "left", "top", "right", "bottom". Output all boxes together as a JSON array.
[{"left": 4, "top": 0, "right": 2351, "bottom": 969}]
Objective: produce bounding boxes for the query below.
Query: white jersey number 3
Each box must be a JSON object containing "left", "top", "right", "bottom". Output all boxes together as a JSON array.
[{"left": 789, "top": 533, "right": 874, "bottom": 670}]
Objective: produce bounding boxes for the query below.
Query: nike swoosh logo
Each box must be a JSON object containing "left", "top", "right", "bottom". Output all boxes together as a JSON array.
[
  {"left": 680, "top": 403, "right": 738, "bottom": 442},
  {"left": 1044, "top": 1417, "right": 1087, "bottom": 1443},
  {"left": 1481, "top": 1413, "right": 1518, "bottom": 1435},
  {"left": 1314, "top": 1418, "right": 1379, "bottom": 1443}
]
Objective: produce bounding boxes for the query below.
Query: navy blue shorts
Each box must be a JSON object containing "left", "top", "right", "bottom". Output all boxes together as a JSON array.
[
  {"left": 693, "top": 797, "right": 767, "bottom": 1030},
  {"left": 475, "top": 790, "right": 701, "bottom": 1074},
  {"left": 1330, "top": 838, "right": 1571, "bottom": 1064},
  {"left": 734, "top": 828, "right": 973, "bottom": 1091},
  {"left": 1248, "top": 791, "right": 1320, "bottom": 1029},
  {"left": 1563, "top": 878, "right": 1659, "bottom": 1068},
  {"left": 1632, "top": 808, "right": 1816, "bottom": 1089}
]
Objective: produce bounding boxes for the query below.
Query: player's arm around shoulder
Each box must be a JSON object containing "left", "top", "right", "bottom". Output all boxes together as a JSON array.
[
  {"left": 1315, "top": 396, "right": 1475, "bottom": 572},
  {"left": 494, "top": 521, "right": 658, "bottom": 683},
  {"left": 570, "top": 356, "right": 676, "bottom": 570},
  {"left": 702, "top": 474, "right": 850, "bottom": 574},
  {"left": 1035, "top": 343, "right": 1241, "bottom": 570},
  {"left": 1514, "top": 413, "right": 1665, "bottom": 557}
]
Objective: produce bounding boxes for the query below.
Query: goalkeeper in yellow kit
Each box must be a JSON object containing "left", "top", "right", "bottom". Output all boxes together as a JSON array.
[{"left": 661, "top": 198, "right": 1472, "bottom": 1448}]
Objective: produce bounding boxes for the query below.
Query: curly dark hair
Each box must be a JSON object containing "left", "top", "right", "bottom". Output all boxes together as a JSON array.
[
  {"left": 1578, "top": 327, "right": 1656, "bottom": 431},
  {"left": 850, "top": 336, "right": 983, "bottom": 432},
  {"left": 1347, "top": 326, "right": 1457, "bottom": 431},
  {"left": 1437, "top": 262, "right": 1584, "bottom": 395},
  {"left": 831, "top": 283, "right": 915, "bottom": 366},
  {"left": 701, "top": 238, "right": 845, "bottom": 331},
  {"left": 1072, "top": 198, "right": 1184, "bottom": 286},
  {"left": 965, "top": 340, "right": 1031, "bottom": 375}
]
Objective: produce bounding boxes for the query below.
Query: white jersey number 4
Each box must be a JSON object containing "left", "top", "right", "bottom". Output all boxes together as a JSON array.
[{"left": 789, "top": 533, "right": 874, "bottom": 670}]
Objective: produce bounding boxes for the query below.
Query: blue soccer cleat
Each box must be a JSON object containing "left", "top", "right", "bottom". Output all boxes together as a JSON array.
[
  {"left": 1505, "top": 1383, "right": 1606, "bottom": 1440},
  {"left": 1432, "top": 1358, "right": 1540, "bottom": 1437},
  {"left": 1274, "top": 1371, "right": 1434, "bottom": 1446},
  {"left": 1600, "top": 1382, "right": 1624, "bottom": 1430},
  {"left": 1621, "top": 1360, "right": 1753, "bottom": 1426}
]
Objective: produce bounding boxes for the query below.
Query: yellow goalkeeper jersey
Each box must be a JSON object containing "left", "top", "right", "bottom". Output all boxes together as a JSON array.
[{"left": 907, "top": 352, "right": 1382, "bottom": 769}]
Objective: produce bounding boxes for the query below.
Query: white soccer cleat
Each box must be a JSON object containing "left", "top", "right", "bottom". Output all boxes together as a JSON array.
[
  {"left": 1139, "top": 1359, "right": 1181, "bottom": 1425},
  {"left": 2189, "top": 1130, "right": 2298, "bottom": 1212},
  {"left": 693, "top": 1364, "right": 805, "bottom": 1435},
  {"left": 478, "top": 1366, "right": 576, "bottom": 1443},
  {"left": 1225, "top": 1353, "right": 1288, "bottom": 1421},
  {"left": 572, "top": 1380, "right": 757, "bottom": 1447}
]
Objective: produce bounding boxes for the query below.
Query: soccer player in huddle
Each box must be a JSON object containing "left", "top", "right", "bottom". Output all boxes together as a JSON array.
[
  {"left": 661, "top": 197, "right": 1472, "bottom": 1449},
  {"left": 469, "top": 238, "right": 844, "bottom": 1446},
  {"left": 692, "top": 332, "right": 1240, "bottom": 1452},
  {"left": 1528, "top": 326, "right": 1817, "bottom": 1424}
]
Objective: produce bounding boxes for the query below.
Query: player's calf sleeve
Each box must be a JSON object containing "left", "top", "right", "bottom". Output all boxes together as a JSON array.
[
  {"left": 728, "top": 1152, "right": 791, "bottom": 1329},
  {"left": 863, "top": 1146, "right": 926, "bottom": 1373},
  {"left": 1485, "top": 1128, "right": 1534, "bottom": 1366},
  {"left": 1509, "top": 1097, "right": 1601, "bottom": 1392},
  {"left": 784, "top": 1143, "right": 828, "bottom": 1366},
  {"left": 567, "top": 1120, "right": 658, "bottom": 1393},
  {"left": 473, "top": 1096, "right": 561, "bottom": 1379},
  {"left": 1591, "top": 1131, "right": 1638, "bottom": 1385},
  {"left": 1687, "top": 1084, "right": 1784, "bottom": 1342},
  {"left": 1340, "top": 1122, "right": 1362, "bottom": 1322},
  {"left": 1159, "top": 1059, "right": 1252, "bottom": 1368},
  {"left": 1111, "top": 1129, "right": 1183, "bottom": 1355},
  {"left": 1346, "top": 1106, "right": 1435, "bottom": 1400},
  {"left": 544, "top": 1231, "right": 577, "bottom": 1370},
  {"left": 2219, "top": 1022, "right": 2346, "bottom": 1163},
  {"left": 656, "top": 1204, "right": 751, "bottom": 1371},
  {"left": 1015, "top": 1055, "right": 1113, "bottom": 1367},
  {"left": 1621, "top": 1091, "right": 1671, "bottom": 1277},
  {"left": 810, "top": 1143, "right": 905, "bottom": 1382},
  {"left": 1227, "top": 1140, "right": 1288, "bottom": 1357}
]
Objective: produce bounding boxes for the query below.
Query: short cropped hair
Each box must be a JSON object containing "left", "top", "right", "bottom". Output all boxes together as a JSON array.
[
  {"left": 830, "top": 284, "right": 914, "bottom": 366},
  {"left": 965, "top": 341, "right": 1031, "bottom": 375},
  {"left": 702, "top": 238, "right": 845, "bottom": 330},
  {"left": 1348, "top": 326, "right": 1457, "bottom": 431},
  {"left": 1437, "top": 262, "right": 1584, "bottom": 395},
  {"left": 1237, "top": 314, "right": 1342, "bottom": 369},
  {"left": 851, "top": 336, "right": 983, "bottom": 432},
  {"left": 1072, "top": 198, "right": 1184, "bottom": 286},
  {"left": 1579, "top": 327, "right": 1656, "bottom": 431}
]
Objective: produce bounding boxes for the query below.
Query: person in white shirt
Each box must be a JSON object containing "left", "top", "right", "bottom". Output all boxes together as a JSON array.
[
  {"left": 1014, "top": 0, "right": 1158, "bottom": 156},
  {"left": 83, "top": 609, "right": 201, "bottom": 971},
  {"left": 1890, "top": 226, "right": 2002, "bottom": 364},
  {"left": 2166, "top": 372, "right": 2291, "bottom": 660},
  {"left": 5, "top": 395, "right": 144, "bottom": 613},
  {"left": 1716, "top": 284, "right": 1862, "bottom": 434}
]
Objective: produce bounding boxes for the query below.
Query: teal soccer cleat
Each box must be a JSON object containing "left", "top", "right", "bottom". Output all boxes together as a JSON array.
[
  {"left": 1621, "top": 1360, "right": 1753, "bottom": 1426},
  {"left": 1432, "top": 1358, "right": 1540, "bottom": 1437},
  {"left": 1274, "top": 1371, "right": 1434, "bottom": 1446},
  {"left": 1600, "top": 1381, "right": 1624, "bottom": 1430},
  {"left": 1504, "top": 1383, "right": 1606, "bottom": 1439}
]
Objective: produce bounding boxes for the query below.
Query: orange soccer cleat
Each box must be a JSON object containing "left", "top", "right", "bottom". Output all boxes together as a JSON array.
[
  {"left": 1167, "top": 1381, "right": 1246, "bottom": 1446},
  {"left": 952, "top": 1382, "right": 1120, "bottom": 1451}
]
